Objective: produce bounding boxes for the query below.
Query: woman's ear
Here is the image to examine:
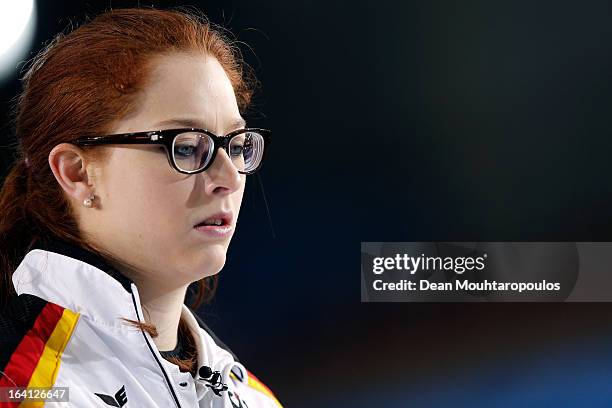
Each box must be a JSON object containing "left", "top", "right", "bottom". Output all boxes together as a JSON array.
[{"left": 48, "top": 143, "right": 95, "bottom": 204}]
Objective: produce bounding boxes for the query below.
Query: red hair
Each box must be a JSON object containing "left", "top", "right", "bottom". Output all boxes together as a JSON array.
[{"left": 0, "top": 7, "right": 259, "bottom": 375}]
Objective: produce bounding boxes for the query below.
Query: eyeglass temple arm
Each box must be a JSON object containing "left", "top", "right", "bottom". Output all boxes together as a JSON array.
[{"left": 72, "top": 132, "right": 164, "bottom": 146}]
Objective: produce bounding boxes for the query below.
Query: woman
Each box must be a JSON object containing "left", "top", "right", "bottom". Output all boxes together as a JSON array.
[{"left": 0, "top": 7, "right": 280, "bottom": 407}]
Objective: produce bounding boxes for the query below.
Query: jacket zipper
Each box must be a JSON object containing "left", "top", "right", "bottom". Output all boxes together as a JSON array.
[{"left": 130, "top": 289, "right": 183, "bottom": 408}]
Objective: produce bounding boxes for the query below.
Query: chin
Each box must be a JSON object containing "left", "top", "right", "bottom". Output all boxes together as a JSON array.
[
  {"left": 195, "top": 245, "right": 228, "bottom": 277},
  {"left": 171, "top": 243, "right": 228, "bottom": 282}
]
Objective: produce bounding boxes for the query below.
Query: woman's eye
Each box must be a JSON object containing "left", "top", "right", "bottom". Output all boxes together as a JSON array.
[
  {"left": 230, "top": 145, "right": 244, "bottom": 156},
  {"left": 175, "top": 144, "right": 197, "bottom": 157}
]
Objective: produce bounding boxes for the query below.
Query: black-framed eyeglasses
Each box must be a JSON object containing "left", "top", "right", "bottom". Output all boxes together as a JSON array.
[{"left": 71, "top": 127, "right": 271, "bottom": 175}]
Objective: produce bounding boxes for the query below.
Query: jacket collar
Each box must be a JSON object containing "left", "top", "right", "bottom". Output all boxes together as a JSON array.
[
  {"left": 12, "top": 237, "right": 139, "bottom": 326},
  {"left": 12, "top": 237, "right": 249, "bottom": 401},
  {"left": 32, "top": 237, "right": 134, "bottom": 291},
  {"left": 12, "top": 238, "right": 239, "bottom": 357}
]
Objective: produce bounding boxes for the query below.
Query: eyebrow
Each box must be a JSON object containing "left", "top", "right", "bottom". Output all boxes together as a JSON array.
[{"left": 153, "top": 117, "right": 247, "bottom": 132}]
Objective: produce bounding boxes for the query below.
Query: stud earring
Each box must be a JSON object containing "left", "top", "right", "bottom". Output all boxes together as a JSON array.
[{"left": 83, "top": 193, "right": 95, "bottom": 208}]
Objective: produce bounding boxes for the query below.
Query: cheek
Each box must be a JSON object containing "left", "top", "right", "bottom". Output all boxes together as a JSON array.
[
  {"left": 102, "top": 156, "right": 185, "bottom": 239},
  {"left": 233, "top": 178, "right": 246, "bottom": 213},
  {"left": 238, "top": 176, "right": 246, "bottom": 196}
]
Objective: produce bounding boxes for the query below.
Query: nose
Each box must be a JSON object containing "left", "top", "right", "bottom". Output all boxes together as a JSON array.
[{"left": 202, "top": 148, "right": 243, "bottom": 195}]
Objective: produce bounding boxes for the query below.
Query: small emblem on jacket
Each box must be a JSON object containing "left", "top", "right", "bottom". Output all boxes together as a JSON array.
[
  {"left": 95, "top": 385, "right": 128, "bottom": 407},
  {"left": 198, "top": 365, "right": 228, "bottom": 396}
]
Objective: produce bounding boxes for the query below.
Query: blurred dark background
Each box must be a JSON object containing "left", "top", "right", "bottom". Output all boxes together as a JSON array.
[{"left": 3, "top": 0, "right": 612, "bottom": 407}]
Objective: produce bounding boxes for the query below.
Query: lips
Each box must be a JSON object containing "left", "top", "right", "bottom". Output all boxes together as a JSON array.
[{"left": 194, "top": 211, "right": 233, "bottom": 228}]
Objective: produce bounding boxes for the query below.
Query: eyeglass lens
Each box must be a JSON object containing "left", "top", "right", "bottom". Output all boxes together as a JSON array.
[{"left": 172, "top": 131, "right": 264, "bottom": 173}]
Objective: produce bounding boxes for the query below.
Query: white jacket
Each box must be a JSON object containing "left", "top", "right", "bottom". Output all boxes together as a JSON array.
[{"left": 0, "top": 238, "right": 283, "bottom": 407}]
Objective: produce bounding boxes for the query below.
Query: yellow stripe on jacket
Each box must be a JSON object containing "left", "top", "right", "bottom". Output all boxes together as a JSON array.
[{"left": 25, "top": 308, "right": 79, "bottom": 407}]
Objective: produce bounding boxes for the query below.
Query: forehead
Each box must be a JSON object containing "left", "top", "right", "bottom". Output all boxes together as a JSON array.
[{"left": 132, "top": 52, "right": 240, "bottom": 133}]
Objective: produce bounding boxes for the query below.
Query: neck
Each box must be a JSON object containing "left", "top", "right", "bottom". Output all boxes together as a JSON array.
[
  {"left": 134, "top": 278, "right": 188, "bottom": 352},
  {"left": 102, "top": 257, "right": 189, "bottom": 352}
]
